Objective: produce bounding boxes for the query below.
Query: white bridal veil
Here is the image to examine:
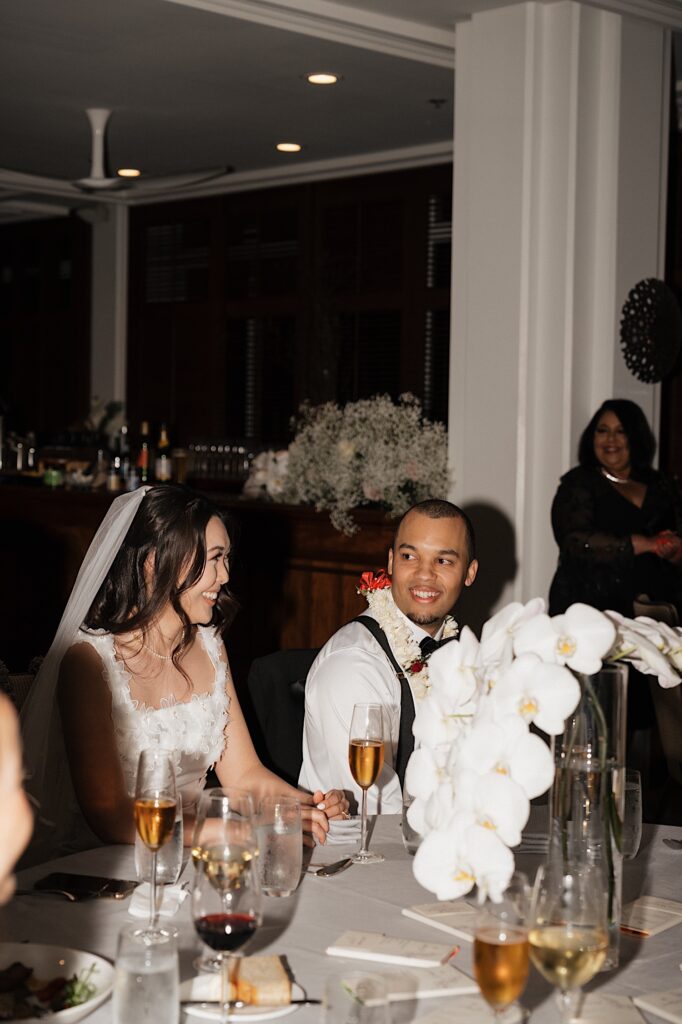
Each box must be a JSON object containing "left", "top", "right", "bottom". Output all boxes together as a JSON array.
[{"left": 20, "top": 486, "right": 150, "bottom": 864}]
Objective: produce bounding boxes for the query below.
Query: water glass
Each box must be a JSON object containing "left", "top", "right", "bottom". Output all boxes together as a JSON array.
[
  {"left": 135, "top": 801, "right": 184, "bottom": 884},
  {"left": 113, "top": 923, "right": 179, "bottom": 1024},
  {"left": 401, "top": 790, "right": 420, "bottom": 856},
  {"left": 256, "top": 796, "right": 302, "bottom": 897},
  {"left": 622, "top": 769, "right": 642, "bottom": 859},
  {"left": 324, "top": 971, "right": 390, "bottom": 1024}
]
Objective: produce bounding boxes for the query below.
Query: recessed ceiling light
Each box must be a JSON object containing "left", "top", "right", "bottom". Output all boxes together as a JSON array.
[
  {"left": 117, "top": 168, "right": 141, "bottom": 178},
  {"left": 307, "top": 73, "right": 339, "bottom": 85},
  {"left": 276, "top": 142, "right": 302, "bottom": 153}
]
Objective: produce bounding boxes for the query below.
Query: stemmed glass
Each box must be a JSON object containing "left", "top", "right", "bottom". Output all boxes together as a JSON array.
[
  {"left": 528, "top": 861, "right": 608, "bottom": 1023},
  {"left": 473, "top": 872, "right": 530, "bottom": 1021},
  {"left": 134, "top": 747, "right": 178, "bottom": 938},
  {"left": 348, "top": 703, "right": 385, "bottom": 865},
  {"left": 192, "top": 788, "right": 256, "bottom": 972},
  {"left": 192, "top": 828, "right": 263, "bottom": 1023}
]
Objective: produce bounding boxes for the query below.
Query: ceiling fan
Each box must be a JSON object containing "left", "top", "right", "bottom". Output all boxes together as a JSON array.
[{"left": 0, "top": 108, "right": 232, "bottom": 201}]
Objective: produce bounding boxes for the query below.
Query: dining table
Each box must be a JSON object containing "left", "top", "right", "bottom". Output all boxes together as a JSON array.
[{"left": 3, "top": 813, "right": 681, "bottom": 1023}]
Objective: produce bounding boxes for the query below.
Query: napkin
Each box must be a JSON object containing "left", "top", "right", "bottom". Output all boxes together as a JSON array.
[
  {"left": 128, "top": 882, "right": 188, "bottom": 918},
  {"left": 325, "top": 816, "right": 361, "bottom": 845}
]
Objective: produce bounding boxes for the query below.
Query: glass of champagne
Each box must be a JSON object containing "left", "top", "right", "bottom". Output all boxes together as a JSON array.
[
  {"left": 528, "top": 861, "right": 608, "bottom": 1023},
  {"left": 191, "top": 788, "right": 256, "bottom": 973},
  {"left": 348, "top": 703, "right": 385, "bottom": 865},
  {"left": 192, "top": 833, "right": 262, "bottom": 1024},
  {"left": 473, "top": 872, "right": 530, "bottom": 1021},
  {"left": 134, "top": 747, "right": 178, "bottom": 938}
]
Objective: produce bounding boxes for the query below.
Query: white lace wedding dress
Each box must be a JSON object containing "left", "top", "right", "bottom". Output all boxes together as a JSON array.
[{"left": 54, "top": 625, "right": 230, "bottom": 858}]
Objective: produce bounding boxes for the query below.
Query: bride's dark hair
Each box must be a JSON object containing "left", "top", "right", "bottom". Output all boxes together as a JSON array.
[{"left": 84, "top": 485, "right": 238, "bottom": 665}]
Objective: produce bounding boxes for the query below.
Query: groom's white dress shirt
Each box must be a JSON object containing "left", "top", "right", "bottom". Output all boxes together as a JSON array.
[{"left": 299, "top": 595, "right": 439, "bottom": 814}]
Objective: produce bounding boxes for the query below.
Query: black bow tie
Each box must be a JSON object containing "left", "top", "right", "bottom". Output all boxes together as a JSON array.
[{"left": 419, "top": 635, "right": 455, "bottom": 658}]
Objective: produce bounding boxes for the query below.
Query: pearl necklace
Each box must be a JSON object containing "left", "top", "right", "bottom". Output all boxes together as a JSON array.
[
  {"left": 142, "top": 642, "right": 174, "bottom": 661},
  {"left": 600, "top": 467, "right": 631, "bottom": 485}
]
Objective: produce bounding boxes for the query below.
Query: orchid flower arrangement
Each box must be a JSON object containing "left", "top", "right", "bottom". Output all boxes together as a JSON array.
[{"left": 405, "top": 598, "right": 682, "bottom": 903}]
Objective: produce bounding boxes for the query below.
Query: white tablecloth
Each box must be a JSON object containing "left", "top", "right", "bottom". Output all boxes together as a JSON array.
[{"left": 3, "top": 815, "right": 681, "bottom": 1022}]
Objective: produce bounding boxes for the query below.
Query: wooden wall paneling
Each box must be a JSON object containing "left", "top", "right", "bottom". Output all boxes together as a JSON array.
[{"left": 0, "top": 217, "right": 91, "bottom": 436}]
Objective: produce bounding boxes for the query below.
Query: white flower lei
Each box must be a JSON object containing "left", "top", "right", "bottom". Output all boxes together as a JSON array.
[{"left": 364, "top": 587, "right": 459, "bottom": 701}]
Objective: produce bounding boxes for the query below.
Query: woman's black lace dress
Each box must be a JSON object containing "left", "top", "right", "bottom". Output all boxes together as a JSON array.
[{"left": 549, "top": 466, "right": 682, "bottom": 618}]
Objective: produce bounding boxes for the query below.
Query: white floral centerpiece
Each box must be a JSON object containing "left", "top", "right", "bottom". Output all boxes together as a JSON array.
[
  {"left": 242, "top": 449, "right": 289, "bottom": 500},
  {"left": 283, "top": 393, "right": 448, "bottom": 535},
  {"left": 358, "top": 575, "right": 682, "bottom": 902}
]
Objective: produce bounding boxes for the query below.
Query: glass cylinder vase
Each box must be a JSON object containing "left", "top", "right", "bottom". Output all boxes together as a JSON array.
[{"left": 550, "top": 663, "right": 627, "bottom": 970}]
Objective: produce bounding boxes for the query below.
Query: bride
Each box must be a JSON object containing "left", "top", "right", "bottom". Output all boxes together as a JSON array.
[{"left": 21, "top": 485, "right": 346, "bottom": 864}]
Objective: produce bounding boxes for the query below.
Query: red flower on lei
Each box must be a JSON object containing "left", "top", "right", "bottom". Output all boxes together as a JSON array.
[{"left": 357, "top": 569, "right": 392, "bottom": 595}]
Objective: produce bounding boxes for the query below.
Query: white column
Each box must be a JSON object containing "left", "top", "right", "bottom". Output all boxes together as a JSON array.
[
  {"left": 90, "top": 204, "right": 129, "bottom": 406},
  {"left": 449, "top": 1, "right": 669, "bottom": 613}
]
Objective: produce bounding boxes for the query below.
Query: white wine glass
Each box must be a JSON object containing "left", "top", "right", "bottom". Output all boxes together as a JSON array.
[
  {"left": 528, "top": 861, "right": 608, "bottom": 1023},
  {"left": 473, "top": 872, "right": 530, "bottom": 1021},
  {"left": 192, "top": 836, "right": 262, "bottom": 1023},
  {"left": 134, "top": 747, "right": 178, "bottom": 938},
  {"left": 348, "top": 703, "right": 385, "bottom": 865},
  {"left": 192, "top": 787, "right": 256, "bottom": 973}
]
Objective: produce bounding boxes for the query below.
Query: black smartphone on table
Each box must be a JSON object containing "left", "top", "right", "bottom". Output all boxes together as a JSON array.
[{"left": 34, "top": 872, "right": 138, "bottom": 900}]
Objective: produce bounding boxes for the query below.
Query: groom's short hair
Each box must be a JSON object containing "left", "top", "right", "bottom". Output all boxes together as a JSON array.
[{"left": 392, "top": 499, "right": 476, "bottom": 564}]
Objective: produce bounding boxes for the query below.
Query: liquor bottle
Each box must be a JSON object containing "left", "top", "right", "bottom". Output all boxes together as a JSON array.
[
  {"left": 118, "top": 423, "right": 130, "bottom": 459},
  {"left": 155, "top": 422, "right": 171, "bottom": 482},
  {"left": 136, "top": 420, "right": 151, "bottom": 483}
]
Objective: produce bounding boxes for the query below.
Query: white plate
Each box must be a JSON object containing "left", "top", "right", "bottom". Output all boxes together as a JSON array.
[
  {"left": 183, "top": 982, "right": 305, "bottom": 1021},
  {"left": 0, "top": 942, "right": 114, "bottom": 1023}
]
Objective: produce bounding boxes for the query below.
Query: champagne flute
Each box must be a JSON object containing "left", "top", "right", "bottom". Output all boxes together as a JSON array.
[
  {"left": 191, "top": 787, "right": 256, "bottom": 973},
  {"left": 134, "top": 748, "right": 178, "bottom": 937},
  {"left": 192, "top": 835, "right": 262, "bottom": 1024},
  {"left": 348, "top": 703, "right": 385, "bottom": 865},
  {"left": 473, "top": 872, "right": 530, "bottom": 1021},
  {"left": 528, "top": 861, "right": 608, "bottom": 1023}
]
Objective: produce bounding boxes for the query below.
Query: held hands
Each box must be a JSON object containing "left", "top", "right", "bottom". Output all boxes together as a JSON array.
[
  {"left": 298, "top": 789, "right": 350, "bottom": 847},
  {"left": 654, "top": 530, "right": 682, "bottom": 564}
]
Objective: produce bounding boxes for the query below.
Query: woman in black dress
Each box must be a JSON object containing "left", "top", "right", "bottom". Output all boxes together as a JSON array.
[{"left": 549, "top": 399, "right": 682, "bottom": 619}]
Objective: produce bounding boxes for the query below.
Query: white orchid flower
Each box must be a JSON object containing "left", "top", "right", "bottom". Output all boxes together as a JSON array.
[
  {"left": 631, "top": 617, "right": 682, "bottom": 667},
  {"left": 478, "top": 598, "right": 546, "bottom": 674},
  {"left": 489, "top": 653, "right": 581, "bottom": 734},
  {"left": 429, "top": 626, "right": 480, "bottom": 701},
  {"left": 408, "top": 780, "right": 460, "bottom": 835},
  {"left": 605, "top": 611, "right": 681, "bottom": 688},
  {"left": 462, "top": 771, "right": 529, "bottom": 847},
  {"left": 404, "top": 745, "right": 456, "bottom": 804},
  {"left": 457, "top": 717, "right": 554, "bottom": 800},
  {"left": 412, "top": 814, "right": 514, "bottom": 901},
  {"left": 514, "top": 603, "right": 615, "bottom": 675},
  {"left": 411, "top": 679, "right": 475, "bottom": 745}
]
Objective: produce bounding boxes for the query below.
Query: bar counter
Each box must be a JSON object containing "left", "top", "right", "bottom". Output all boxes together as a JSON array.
[{"left": 0, "top": 483, "right": 395, "bottom": 686}]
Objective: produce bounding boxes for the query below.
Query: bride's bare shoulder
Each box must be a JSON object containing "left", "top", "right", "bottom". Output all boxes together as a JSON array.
[{"left": 59, "top": 639, "right": 107, "bottom": 689}]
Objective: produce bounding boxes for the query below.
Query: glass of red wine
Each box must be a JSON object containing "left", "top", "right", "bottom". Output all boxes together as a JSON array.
[{"left": 192, "top": 826, "right": 263, "bottom": 1022}]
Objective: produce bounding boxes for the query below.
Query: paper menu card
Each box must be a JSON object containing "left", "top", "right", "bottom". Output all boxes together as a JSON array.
[
  {"left": 621, "top": 896, "right": 682, "bottom": 937},
  {"left": 632, "top": 990, "right": 682, "bottom": 1024},
  {"left": 402, "top": 901, "right": 476, "bottom": 942},
  {"left": 326, "top": 931, "right": 459, "bottom": 968},
  {"left": 416, "top": 995, "right": 524, "bottom": 1024},
  {"left": 342, "top": 964, "right": 478, "bottom": 1002}
]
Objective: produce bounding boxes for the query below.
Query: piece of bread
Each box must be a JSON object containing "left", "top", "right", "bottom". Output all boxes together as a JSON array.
[{"left": 230, "top": 956, "right": 291, "bottom": 1006}]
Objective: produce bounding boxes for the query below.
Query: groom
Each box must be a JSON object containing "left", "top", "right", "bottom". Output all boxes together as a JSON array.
[{"left": 299, "top": 499, "right": 478, "bottom": 814}]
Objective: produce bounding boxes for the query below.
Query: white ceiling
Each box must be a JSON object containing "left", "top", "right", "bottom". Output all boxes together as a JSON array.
[{"left": 1, "top": 0, "right": 681, "bottom": 219}]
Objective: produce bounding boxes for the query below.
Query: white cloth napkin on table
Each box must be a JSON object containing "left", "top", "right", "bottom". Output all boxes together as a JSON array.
[
  {"left": 128, "top": 882, "right": 188, "bottom": 918},
  {"left": 324, "top": 816, "right": 361, "bottom": 845}
]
